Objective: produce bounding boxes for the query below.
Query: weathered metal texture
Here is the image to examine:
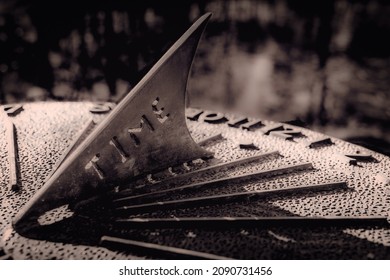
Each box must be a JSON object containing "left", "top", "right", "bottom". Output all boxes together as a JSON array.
[
  {"left": 1, "top": 102, "right": 390, "bottom": 259},
  {"left": 0, "top": 13, "right": 389, "bottom": 259},
  {"left": 12, "top": 14, "right": 212, "bottom": 233}
]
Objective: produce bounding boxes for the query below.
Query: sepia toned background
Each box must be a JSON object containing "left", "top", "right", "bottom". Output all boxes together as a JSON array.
[{"left": 0, "top": 0, "right": 389, "bottom": 154}]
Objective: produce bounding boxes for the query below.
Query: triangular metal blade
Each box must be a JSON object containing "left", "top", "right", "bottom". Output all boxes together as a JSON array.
[{"left": 14, "top": 13, "right": 212, "bottom": 234}]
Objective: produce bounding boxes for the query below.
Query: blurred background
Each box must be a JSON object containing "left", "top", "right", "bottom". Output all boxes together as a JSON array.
[{"left": 0, "top": 0, "right": 389, "bottom": 154}]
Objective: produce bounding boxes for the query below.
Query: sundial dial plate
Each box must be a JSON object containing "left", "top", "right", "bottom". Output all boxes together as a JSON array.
[{"left": 0, "top": 102, "right": 390, "bottom": 259}]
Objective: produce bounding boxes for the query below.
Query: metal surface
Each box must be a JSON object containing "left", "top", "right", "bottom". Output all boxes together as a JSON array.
[
  {"left": 114, "top": 151, "right": 280, "bottom": 197},
  {"left": 12, "top": 14, "right": 212, "bottom": 233},
  {"left": 5, "top": 120, "right": 20, "bottom": 191},
  {"left": 0, "top": 13, "right": 390, "bottom": 259},
  {"left": 1, "top": 102, "right": 390, "bottom": 259},
  {"left": 114, "top": 181, "right": 348, "bottom": 214}
]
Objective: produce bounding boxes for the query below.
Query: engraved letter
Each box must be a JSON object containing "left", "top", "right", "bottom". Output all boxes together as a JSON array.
[
  {"left": 152, "top": 97, "right": 169, "bottom": 123},
  {"left": 85, "top": 154, "right": 105, "bottom": 179},
  {"left": 128, "top": 115, "right": 154, "bottom": 146},
  {"left": 109, "top": 136, "right": 129, "bottom": 163}
]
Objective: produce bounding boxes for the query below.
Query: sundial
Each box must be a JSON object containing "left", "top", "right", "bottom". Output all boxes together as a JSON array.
[{"left": 1, "top": 13, "right": 390, "bottom": 260}]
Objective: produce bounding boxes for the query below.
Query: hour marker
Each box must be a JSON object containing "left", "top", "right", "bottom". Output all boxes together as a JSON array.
[
  {"left": 115, "top": 151, "right": 280, "bottom": 197},
  {"left": 100, "top": 236, "right": 231, "bottom": 260},
  {"left": 238, "top": 139, "right": 258, "bottom": 150},
  {"left": 114, "top": 162, "right": 313, "bottom": 205},
  {"left": 198, "top": 133, "right": 224, "bottom": 146},
  {"left": 345, "top": 153, "right": 376, "bottom": 162},
  {"left": 6, "top": 120, "right": 20, "bottom": 191},
  {"left": 338, "top": 152, "right": 378, "bottom": 165},
  {"left": 270, "top": 131, "right": 293, "bottom": 140},
  {"left": 114, "top": 181, "right": 347, "bottom": 213},
  {"left": 115, "top": 215, "right": 388, "bottom": 229},
  {"left": 337, "top": 153, "right": 358, "bottom": 165},
  {"left": 3, "top": 104, "right": 23, "bottom": 116},
  {"left": 308, "top": 137, "right": 333, "bottom": 148}
]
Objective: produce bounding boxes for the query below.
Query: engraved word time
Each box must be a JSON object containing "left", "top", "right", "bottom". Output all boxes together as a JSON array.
[{"left": 85, "top": 97, "right": 169, "bottom": 179}]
